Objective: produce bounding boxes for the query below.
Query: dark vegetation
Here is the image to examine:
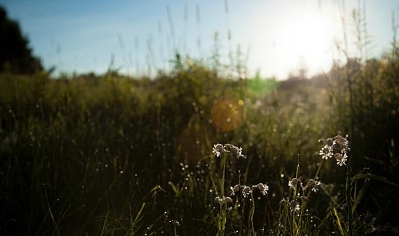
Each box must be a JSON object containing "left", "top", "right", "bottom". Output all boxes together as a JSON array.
[
  {"left": 0, "top": 4, "right": 399, "bottom": 236},
  {"left": 0, "top": 5, "right": 43, "bottom": 74}
]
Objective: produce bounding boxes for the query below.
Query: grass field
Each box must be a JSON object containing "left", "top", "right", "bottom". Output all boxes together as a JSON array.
[{"left": 1, "top": 45, "right": 399, "bottom": 235}]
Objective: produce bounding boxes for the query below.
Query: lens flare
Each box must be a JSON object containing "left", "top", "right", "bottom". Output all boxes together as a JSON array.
[{"left": 210, "top": 98, "right": 245, "bottom": 132}]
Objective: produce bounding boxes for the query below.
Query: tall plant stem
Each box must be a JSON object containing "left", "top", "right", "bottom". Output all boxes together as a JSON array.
[{"left": 346, "top": 160, "right": 353, "bottom": 236}]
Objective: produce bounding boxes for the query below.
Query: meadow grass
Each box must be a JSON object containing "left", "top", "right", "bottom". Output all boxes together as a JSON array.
[{"left": 0, "top": 40, "right": 399, "bottom": 235}]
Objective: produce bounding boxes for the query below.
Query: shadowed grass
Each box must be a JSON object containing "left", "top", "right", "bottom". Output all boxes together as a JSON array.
[{"left": 0, "top": 42, "right": 398, "bottom": 234}]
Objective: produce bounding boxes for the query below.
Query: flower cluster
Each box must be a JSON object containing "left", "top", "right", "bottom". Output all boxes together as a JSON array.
[
  {"left": 288, "top": 177, "right": 321, "bottom": 193},
  {"left": 229, "top": 183, "right": 269, "bottom": 198},
  {"left": 318, "top": 135, "right": 350, "bottom": 166},
  {"left": 303, "top": 178, "right": 321, "bottom": 192},
  {"left": 212, "top": 144, "right": 225, "bottom": 157},
  {"left": 212, "top": 143, "right": 244, "bottom": 158},
  {"left": 280, "top": 177, "right": 318, "bottom": 212}
]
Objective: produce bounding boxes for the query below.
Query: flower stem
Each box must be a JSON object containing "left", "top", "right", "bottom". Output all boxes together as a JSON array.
[{"left": 346, "top": 162, "right": 353, "bottom": 236}]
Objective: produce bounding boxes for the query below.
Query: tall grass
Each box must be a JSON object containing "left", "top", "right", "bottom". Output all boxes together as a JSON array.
[
  {"left": 1, "top": 50, "right": 396, "bottom": 234},
  {"left": 1, "top": 3, "right": 399, "bottom": 235},
  {"left": 0, "top": 56, "right": 333, "bottom": 235}
]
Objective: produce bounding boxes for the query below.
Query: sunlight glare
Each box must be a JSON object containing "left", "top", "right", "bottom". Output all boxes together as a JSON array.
[
  {"left": 250, "top": 3, "right": 342, "bottom": 79},
  {"left": 281, "top": 9, "right": 333, "bottom": 74}
]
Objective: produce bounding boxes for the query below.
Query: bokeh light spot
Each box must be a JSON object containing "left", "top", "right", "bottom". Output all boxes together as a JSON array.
[{"left": 210, "top": 98, "right": 245, "bottom": 132}]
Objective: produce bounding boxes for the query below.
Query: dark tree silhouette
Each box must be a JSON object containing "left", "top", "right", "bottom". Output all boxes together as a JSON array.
[{"left": 0, "top": 5, "right": 43, "bottom": 74}]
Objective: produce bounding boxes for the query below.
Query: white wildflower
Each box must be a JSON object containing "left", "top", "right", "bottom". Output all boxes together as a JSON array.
[
  {"left": 256, "top": 183, "right": 269, "bottom": 196},
  {"left": 305, "top": 179, "right": 321, "bottom": 192},
  {"left": 334, "top": 153, "right": 348, "bottom": 166},
  {"left": 242, "top": 185, "right": 251, "bottom": 198},
  {"left": 224, "top": 144, "right": 244, "bottom": 158},
  {"left": 319, "top": 145, "right": 333, "bottom": 159},
  {"left": 212, "top": 143, "right": 225, "bottom": 157}
]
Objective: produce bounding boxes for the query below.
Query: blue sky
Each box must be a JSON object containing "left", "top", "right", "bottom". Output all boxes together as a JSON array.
[{"left": 1, "top": 0, "right": 398, "bottom": 79}]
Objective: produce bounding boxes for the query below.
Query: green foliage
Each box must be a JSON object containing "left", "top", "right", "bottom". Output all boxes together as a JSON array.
[{"left": 246, "top": 71, "right": 278, "bottom": 97}]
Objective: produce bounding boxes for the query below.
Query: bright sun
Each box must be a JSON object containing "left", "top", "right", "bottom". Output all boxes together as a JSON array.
[{"left": 249, "top": 2, "right": 342, "bottom": 79}]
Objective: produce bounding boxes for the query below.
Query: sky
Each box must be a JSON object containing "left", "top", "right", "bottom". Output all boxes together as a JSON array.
[{"left": 1, "top": 0, "right": 398, "bottom": 79}]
